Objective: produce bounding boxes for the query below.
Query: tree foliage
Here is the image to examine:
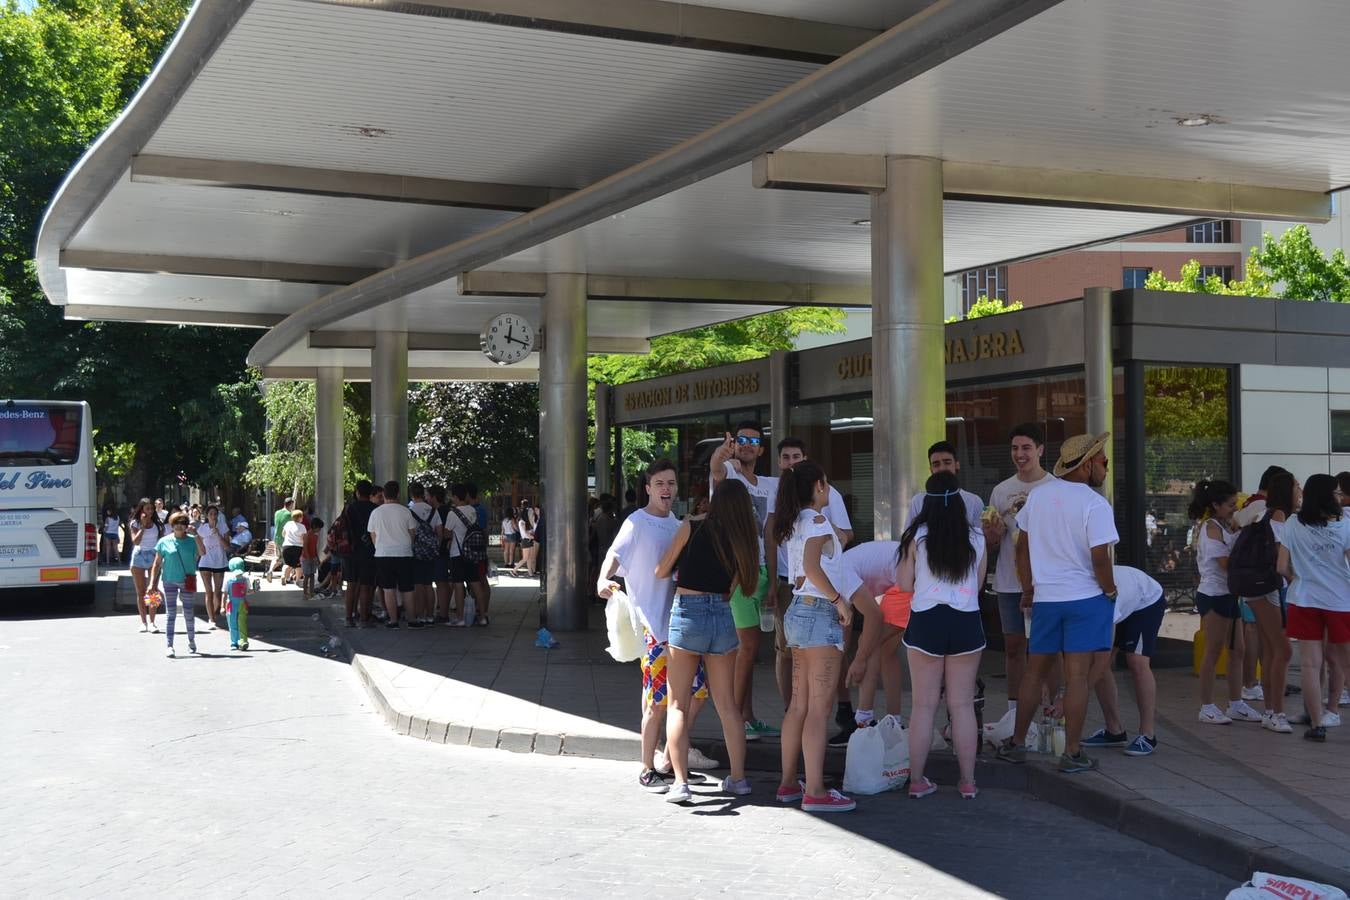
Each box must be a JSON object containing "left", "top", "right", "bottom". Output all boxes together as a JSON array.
[
  {"left": 242, "top": 378, "right": 367, "bottom": 501},
  {"left": 1142, "top": 225, "right": 1350, "bottom": 302},
  {"left": 1143, "top": 366, "right": 1231, "bottom": 493},
  {"left": 408, "top": 381, "right": 539, "bottom": 494},
  {"left": 946, "top": 295, "right": 1022, "bottom": 323}
]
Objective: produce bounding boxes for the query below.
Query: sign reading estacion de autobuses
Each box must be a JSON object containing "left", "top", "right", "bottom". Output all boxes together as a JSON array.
[{"left": 613, "top": 359, "right": 769, "bottom": 423}]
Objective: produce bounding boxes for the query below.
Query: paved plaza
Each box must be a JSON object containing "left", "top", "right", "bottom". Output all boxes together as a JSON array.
[{"left": 1, "top": 590, "right": 1244, "bottom": 899}]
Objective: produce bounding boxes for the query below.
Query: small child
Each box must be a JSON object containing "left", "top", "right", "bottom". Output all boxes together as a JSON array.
[
  {"left": 224, "top": 556, "right": 251, "bottom": 651},
  {"left": 148, "top": 512, "right": 203, "bottom": 658},
  {"left": 301, "top": 517, "right": 323, "bottom": 598}
]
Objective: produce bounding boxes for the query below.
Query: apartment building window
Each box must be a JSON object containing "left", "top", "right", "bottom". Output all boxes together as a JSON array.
[
  {"left": 960, "top": 266, "right": 1007, "bottom": 309},
  {"left": 1198, "top": 265, "right": 1234, "bottom": 282},
  {"left": 1187, "top": 220, "right": 1233, "bottom": 243},
  {"left": 1122, "top": 267, "right": 1152, "bottom": 289}
]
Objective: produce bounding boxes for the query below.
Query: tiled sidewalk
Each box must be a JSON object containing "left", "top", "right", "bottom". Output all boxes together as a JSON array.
[{"left": 325, "top": 580, "right": 1350, "bottom": 886}]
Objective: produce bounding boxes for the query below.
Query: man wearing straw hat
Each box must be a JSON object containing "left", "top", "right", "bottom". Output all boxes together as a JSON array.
[{"left": 997, "top": 432, "right": 1119, "bottom": 774}]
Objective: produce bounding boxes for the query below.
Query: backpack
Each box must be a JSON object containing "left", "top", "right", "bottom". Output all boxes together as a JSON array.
[
  {"left": 450, "top": 505, "right": 488, "bottom": 564},
  {"left": 411, "top": 508, "right": 440, "bottom": 562},
  {"left": 1227, "top": 512, "right": 1282, "bottom": 598},
  {"left": 327, "top": 508, "right": 353, "bottom": 556}
]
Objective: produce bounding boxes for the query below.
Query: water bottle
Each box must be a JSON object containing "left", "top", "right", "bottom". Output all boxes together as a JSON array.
[
  {"left": 759, "top": 604, "right": 775, "bottom": 633},
  {"left": 464, "top": 594, "right": 476, "bottom": 623},
  {"left": 1052, "top": 716, "right": 1067, "bottom": 757}
]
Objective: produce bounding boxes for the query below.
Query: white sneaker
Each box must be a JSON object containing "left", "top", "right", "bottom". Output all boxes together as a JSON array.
[
  {"left": 1322, "top": 711, "right": 1342, "bottom": 727},
  {"left": 1341, "top": 689, "right": 1350, "bottom": 706},
  {"left": 1262, "top": 711, "right": 1293, "bottom": 733},
  {"left": 165, "top": 646, "right": 175, "bottom": 658},
  {"left": 1242, "top": 684, "right": 1264, "bottom": 702},
  {"left": 654, "top": 748, "right": 672, "bottom": 775},
  {"left": 1198, "top": 704, "right": 1232, "bottom": 725},
  {"left": 1227, "top": 700, "right": 1264, "bottom": 723},
  {"left": 688, "top": 748, "right": 722, "bottom": 770},
  {"left": 665, "top": 782, "right": 692, "bottom": 804},
  {"left": 140, "top": 623, "right": 148, "bottom": 633}
]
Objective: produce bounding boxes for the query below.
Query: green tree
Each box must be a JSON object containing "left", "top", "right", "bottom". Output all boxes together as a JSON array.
[
  {"left": 408, "top": 381, "right": 539, "bottom": 494},
  {"left": 243, "top": 378, "right": 368, "bottom": 502},
  {"left": 1143, "top": 366, "right": 1231, "bottom": 493},
  {"left": 945, "top": 294, "right": 1022, "bottom": 323},
  {"left": 1141, "top": 225, "right": 1350, "bottom": 301}
]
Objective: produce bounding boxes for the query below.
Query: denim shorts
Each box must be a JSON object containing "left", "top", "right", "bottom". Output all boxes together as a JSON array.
[
  {"left": 667, "top": 593, "right": 739, "bottom": 656},
  {"left": 996, "top": 591, "right": 1026, "bottom": 636},
  {"left": 1029, "top": 594, "right": 1113, "bottom": 655},
  {"left": 784, "top": 595, "right": 845, "bottom": 652},
  {"left": 132, "top": 547, "right": 156, "bottom": 570}
]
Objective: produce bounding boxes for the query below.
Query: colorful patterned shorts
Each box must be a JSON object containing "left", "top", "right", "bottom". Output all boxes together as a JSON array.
[{"left": 641, "top": 630, "right": 709, "bottom": 706}]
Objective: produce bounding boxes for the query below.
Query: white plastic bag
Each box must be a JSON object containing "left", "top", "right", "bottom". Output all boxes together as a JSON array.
[
  {"left": 844, "top": 716, "right": 910, "bottom": 795},
  {"left": 604, "top": 590, "right": 644, "bottom": 662},
  {"left": 982, "top": 708, "right": 1040, "bottom": 750},
  {"left": 1226, "top": 873, "right": 1348, "bottom": 900}
]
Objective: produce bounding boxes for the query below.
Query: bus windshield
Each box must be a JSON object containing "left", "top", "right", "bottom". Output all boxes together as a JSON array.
[{"left": 0, "top": 405, "right": 83, "bottom": 465}]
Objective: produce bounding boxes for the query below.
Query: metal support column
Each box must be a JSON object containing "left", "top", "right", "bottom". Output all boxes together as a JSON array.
[
  {"left": 371, "top": 331, "right": 408, "bottom": 489},
  {"left": 314, "top": 366, "right": 345, "bottom": 546},
  {"left": 594, "top": 382, "right": 611, "bottom": 497},
  {"left": 541, "top": 274, "right": 588, "bottom": 631},
  {"left": 768, "top": 350, "right": 790, "bottom": 475},
  {"left": 871, "top": 156, "right": 945, "bottom": 541},
  {"left": 1083, "top": 286, "right": 1113, "bottom": 503}
]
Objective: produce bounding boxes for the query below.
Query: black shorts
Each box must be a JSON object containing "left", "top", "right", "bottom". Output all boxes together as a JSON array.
[
  {"left": 1115, "top": 596, "right": 1166, "bottom": 658},
  {"left": 519, "top": 539, "right": 535, "bottom": 549},
  {"left": 411, "top": 558, "right": 435, "bottom": 586},
  {"left": 282, "top": 546, "right": 302, "bottom": 567},
  {"left": 375, "top": 556, "right": 413, "bottom": 592},
  {"left": 1196, "top": 591, "right": 1240, "bottom": 619},
  {"left": 342, "top": 553, "right": 376, "bottom": 586},
  {"left": 198, "top": 565, "right": 228, "bottom": 574},
  {"left": 450, "top": 556, "right": 481, "bottom": 584},
  {"left": 902, "top": 605, "right": 986, "bottom": 657}
]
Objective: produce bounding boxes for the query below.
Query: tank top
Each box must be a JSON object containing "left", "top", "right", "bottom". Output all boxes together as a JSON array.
[
  {"left": 1195, "top": 520, "right": 1236, "bottom": 596},
  {"left": 910, "top": 526, "right": 986, "bottom": 614},
  {"left": 675, "top": 520, "right": 733, "bottom": 594},
  {"left": 787, "top": 508, "right": 848, "bottom": 600}
]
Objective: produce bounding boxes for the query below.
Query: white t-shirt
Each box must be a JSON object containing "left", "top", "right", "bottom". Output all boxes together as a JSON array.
[
  {"left": 607, "top": 508, "right": 681, "bottom": 643},
  {"left": 906, "top": 488, "right": 984, "bottom": 531},
  {"left": 368, "top": 503, "right": 416, "bottom": 557},
  {"left": 103, "top": 515, "right": 120, "bottom": 537},
  {"left": 1195, "top": 520, "right": 1235, "bottom": 596},
  {"left": 135, "top": 522, "right": 161, "bottom": 550},
  {"left": 787, "top": 508, "right": 862, "bottom": 601},
  {"left": 1281, "top": 516, "right": 1350, "bottom": 612},
  {"left": 1233, "top": 496, "right": 1268, "bottom": 529},
  {"left": 442, "top": 504, "right": 476, "bottom": 559},
  {"left": 910, "top": 526, "right": 986, "bottom": 614},
  {"left": 197, "top": 519, "right": 230, "bottom": 569},
  {"left": 518, "top": 516, "right": 535, "bottom": 540},
  {"left": 987, "top": 471, "right": 1055, "bottom": 593},
  {"left": 281, "top": 519, "right": 306, "bottom": 548},
  {"left": 843, "top": 541, "right": 900, "bottom": 597},
  {"left": 1014, "top": 478, "right": 1119, "bottom": 603},
  {"left": 717, "top": 460, "right": 776, "bottom": 565},
  {"left": 1111, "top": 565, "right": 1164, "bottom": 623},
  {"left": 777, "top": 484, "right": 850, "bottom": 577},
  {"left": 502, "top": 517, "right": 517, "bottom": 536},
  {"left": 409, "top": 499, "right": 444, "bottom": 544}
]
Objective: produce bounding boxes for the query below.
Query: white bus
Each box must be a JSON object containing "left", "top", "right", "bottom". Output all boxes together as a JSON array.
[{"left": 0, "top": 400, "right": 98, "bottom": 603}]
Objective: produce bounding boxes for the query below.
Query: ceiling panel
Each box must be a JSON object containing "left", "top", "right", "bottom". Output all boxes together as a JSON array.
[
  {"left": 675, "top": 0, "right": 917, "bottom": 29},
  {"left": 62, "top": 269, "right": 325, "bottom": 316},
  {"left": 788, "top": 0, "right": 1350, "bottom": 192}
]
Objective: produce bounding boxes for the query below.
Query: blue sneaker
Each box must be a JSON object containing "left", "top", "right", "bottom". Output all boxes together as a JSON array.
[
  {"left": 1123, "top": 734, "right": 1157, "bottom": 757},
  {"left": 1082, "top": 728, "right": 1128, "bottom": 748}
]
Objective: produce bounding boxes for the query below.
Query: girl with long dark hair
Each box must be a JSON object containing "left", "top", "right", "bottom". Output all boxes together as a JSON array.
[
  {"left": 1277, "top": 473, "right": 1350, "bottom": 742},
  {"left": 772, "top": 460, "right": 882, "bottom": 814},
  {"left": 1246, "top": 471, "right": 1299, "bottom": 732},
  {"left": 129, "top": 498, "right": 163, "bottom": 633},
  {"left": 654, "top": 479, "right": 761, "bottom": 803},
  {"left": 897, "top": 471, "right": 988, "bottom": 799},
  {"left": 1190, "top": 480, "right": 1262, "bottom": 725}
]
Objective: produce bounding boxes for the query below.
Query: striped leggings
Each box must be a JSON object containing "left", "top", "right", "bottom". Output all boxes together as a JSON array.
[{"left": 164, "top": 582, "right": 197, "bottom": 648}]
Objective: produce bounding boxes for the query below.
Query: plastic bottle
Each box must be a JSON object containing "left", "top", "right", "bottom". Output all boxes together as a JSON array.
[
  {"left": 759, "top": 604, "right": 775, "bottom": 633},
  {"left": 1052, "top": 716, "right": 1067, "bottom": 756},
  {"left": 463, "top": 594, "right": 476, "bottom": 623}
]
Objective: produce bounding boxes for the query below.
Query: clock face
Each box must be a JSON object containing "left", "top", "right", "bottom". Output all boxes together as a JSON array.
[{"left": 480, "top": 313, "right": 535, "bottom": 365}]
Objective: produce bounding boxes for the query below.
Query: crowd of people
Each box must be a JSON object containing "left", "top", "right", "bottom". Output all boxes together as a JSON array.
[{"left": 595, "top": 419, "right": 1350, "bottom": 813}]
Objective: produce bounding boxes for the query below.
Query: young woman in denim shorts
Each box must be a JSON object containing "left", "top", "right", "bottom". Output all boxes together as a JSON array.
[
  {"left": 654, "top": 479, "right": 761, "bottom": 804},
  {"left": 772, "top": 461, "right": 883, "bottom": 814},
  {"left": 129, "top": 499, "right": 163, "bottom": 633}
]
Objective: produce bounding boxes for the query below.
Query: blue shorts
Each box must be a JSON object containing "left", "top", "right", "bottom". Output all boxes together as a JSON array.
[
  {"left": 784, "top": 595, "right": 845, "bottom": 652},
  {"left": 132, "top": 547, "right": 156, "bottom": 570},
  {"left": 1115, "top": 596, "right": 1165, "bottom": 657},
  {"left": 667, "top": 593, "right": 739, "bottom": 656},
  {"left": 1029, "top": 594, "right": 1113, "bottom": 655},
  {"left": 997, "top": 591, "right": 1026, "bottom": 636}
]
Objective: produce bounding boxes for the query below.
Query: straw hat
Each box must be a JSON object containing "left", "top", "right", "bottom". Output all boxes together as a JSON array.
[{"left": 1052, "top": 432, "right": 1110, "bottom": 477}]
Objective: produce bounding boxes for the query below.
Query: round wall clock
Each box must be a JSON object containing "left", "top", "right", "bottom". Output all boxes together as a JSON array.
[{"left": 480, "top": 313, "right": 535, "bottom": 365}]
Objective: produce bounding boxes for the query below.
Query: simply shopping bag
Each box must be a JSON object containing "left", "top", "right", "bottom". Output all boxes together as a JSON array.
[
  {"left": 1225, "top": 872, "right": 1347, "bottom": 900},
  {"left": 843, "top": 715, "right": 909, "bottom": 795},
  {"left": 604, "top": 590, "right": 644, "bottom": 662}
]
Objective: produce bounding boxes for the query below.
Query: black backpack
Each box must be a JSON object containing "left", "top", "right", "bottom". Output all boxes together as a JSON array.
[
  {"left": 449, "top": 506, "right": 488, "bottom": 564},
  {"left": 1227, "top": 512, "right": 1282, "bottom": 598}
]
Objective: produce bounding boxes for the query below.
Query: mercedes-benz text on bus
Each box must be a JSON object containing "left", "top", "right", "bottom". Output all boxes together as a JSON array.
[{"left": 0, "top": 400, "right": 97, "bottom": 602}]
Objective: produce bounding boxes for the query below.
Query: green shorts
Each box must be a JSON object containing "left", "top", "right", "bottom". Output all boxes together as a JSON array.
[{"left": 728, "top": 566, "right": 771, "bottom": 630}]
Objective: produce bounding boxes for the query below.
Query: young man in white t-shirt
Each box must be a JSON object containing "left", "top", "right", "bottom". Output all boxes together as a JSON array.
[
  {"left": 764, "top": 437, "right": 854, "bottom": 726},
  {"left": 1084, "top": 565, "right": 1165, "bottom": 757},
  {"left": 982, "top": 423, "right": 1056, "bottom": 713},
  {"left": 708, "top": 421, "right": 778, "bottom": 742},
  {"left": 368, "top": 480, "right": 418, "bottom": 628},
  {"left": 598, "top": 459, "right": 712, "bottom": 793},
  {"left": 999, "top": 433, "right": 1119, "bottom": 774},
  {"left": 905, "top": 441, "right": 984, "bottom": 530}
]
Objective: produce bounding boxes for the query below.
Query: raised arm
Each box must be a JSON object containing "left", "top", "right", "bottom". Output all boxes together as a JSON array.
[{"left": 708, "top": 433, "right": 735, "bottom": 487}]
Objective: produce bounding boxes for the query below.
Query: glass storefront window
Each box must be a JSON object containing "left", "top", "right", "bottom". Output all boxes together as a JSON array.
[
  {"left": 1141, "top": 366, "right": 1232, "bottom": 604},
  {"left": 623, "top": 407, "right": 768, "bottom": 516},
  {"left": 787, "top": 396, "right": 875, "bottom": 541}
]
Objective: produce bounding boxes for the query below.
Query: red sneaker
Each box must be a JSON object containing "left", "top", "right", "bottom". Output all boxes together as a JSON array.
[
  {"left": 776, "top": 781, "right": 805, "bottom": 803},
  {"left": 801, "top": 789, "right": 856, "bottom": 813}
]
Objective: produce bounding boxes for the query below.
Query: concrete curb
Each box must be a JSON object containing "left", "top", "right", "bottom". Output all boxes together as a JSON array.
[{"left": 325, "top": 608, "right": 1346, "bottom": 887}]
